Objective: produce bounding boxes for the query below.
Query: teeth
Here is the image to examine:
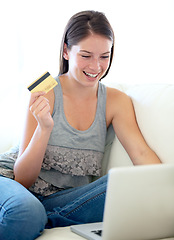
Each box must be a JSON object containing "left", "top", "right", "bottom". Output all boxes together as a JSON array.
[{"left": 84, "top": 72, "right": 98, "bottom": 78}]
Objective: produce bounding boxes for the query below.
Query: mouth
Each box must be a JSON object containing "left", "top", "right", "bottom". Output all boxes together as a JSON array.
[{"left": 83, "top": 71, "right": 100, "bottom": 78}]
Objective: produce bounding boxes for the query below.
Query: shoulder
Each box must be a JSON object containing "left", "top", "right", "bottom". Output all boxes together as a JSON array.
[
  {"left": 106, "top": 86, "right": 132, "bottom": 109},
  {"left": 106, "top": 86, "right": 133, "bottom": 125},
  {"left": 106, "top": 86, "right": 127, "bottom": 99}
]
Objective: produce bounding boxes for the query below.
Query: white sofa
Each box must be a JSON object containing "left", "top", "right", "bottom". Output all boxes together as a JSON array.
[{"left": 1, "top": 83, "right": 174, "bottom": 240}]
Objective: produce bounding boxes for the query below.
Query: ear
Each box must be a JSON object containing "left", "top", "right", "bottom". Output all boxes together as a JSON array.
[{"left": 63, "top": 43, "right": 69, "bottom": 60}]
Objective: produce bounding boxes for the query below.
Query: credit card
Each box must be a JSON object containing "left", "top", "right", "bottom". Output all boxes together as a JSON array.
[{"left": 27, "top": 71, "right": 58, "bottom": 93}]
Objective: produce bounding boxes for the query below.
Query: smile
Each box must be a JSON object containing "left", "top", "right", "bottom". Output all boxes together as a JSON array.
[{"left": 83, "top": 71, "right": 100, "bottom": 78}]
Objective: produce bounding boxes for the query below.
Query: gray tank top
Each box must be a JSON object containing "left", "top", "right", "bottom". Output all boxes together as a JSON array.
[{"left": 29, "top": 77, "right": 107, "bottom": 196}]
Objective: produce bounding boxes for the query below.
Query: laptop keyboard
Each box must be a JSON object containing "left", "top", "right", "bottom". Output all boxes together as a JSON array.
[{"left": 91, "top": 230, "right": 103, "bottom": 236}]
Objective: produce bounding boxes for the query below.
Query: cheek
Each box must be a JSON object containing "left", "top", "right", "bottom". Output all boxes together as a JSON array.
[
  {"left": 68, "top": 56, "right": 79, "bottom": 70},
  {"left": 102, "top": 60, "right": 110, "bottom": 71},
  {"left": 76, "top": 58, "right": 87, "bottom": 70}
]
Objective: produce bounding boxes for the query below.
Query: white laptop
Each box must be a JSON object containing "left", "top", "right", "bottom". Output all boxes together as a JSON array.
[{"left": 71, "top": 164, "right": 174, "bottom": 240}]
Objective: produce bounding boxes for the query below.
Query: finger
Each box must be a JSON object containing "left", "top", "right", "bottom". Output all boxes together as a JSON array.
[
  {"left": 29, "top": 91, "right": 46, "bottom": 106},
  {"left": 37, "top": 104, "right": 51, "bottom": 118},
  {"left": 34, "top": 104, "right": 52, "bottom": 128},
  {"left": 31, "top": 91, "right": 46, "bottom": 97},
  {"left": 30, "top": 101, "right": 50, "bottom": 119},
  {"left": 30, "top": 96, "right": 49, "bottom": 113},
  {"left": 36, "top": 105, "right": 54, "bottom": 129}
]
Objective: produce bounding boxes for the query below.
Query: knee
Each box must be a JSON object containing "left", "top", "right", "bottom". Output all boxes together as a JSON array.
[{"left": 0, "top": 177, "right": 47, "bottom": 240}]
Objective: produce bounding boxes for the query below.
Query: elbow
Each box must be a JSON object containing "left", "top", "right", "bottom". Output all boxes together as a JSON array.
[
  {"left": 13, "top": 165, "right": 33, "bottom": 189},
  {"left": 131, "top": 148, "right": 162, "bottom": 165},
  {"left": 14, "top": 175, "right": 33, "bottom": 189}
]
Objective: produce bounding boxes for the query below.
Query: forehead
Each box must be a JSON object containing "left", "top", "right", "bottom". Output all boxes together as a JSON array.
[{"left": 72, "top": 34, "right": 112, "bottom": 54}]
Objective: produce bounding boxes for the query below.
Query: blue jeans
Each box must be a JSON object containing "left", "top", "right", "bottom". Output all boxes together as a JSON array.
[
  {"left": 0, "top": 175, "right": 107, "bottom": 239},
  {"left": 0, "top": 177, "right": 47, "bottom": 240}
]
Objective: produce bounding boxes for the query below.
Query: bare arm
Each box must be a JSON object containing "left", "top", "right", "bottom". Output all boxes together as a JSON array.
[
  {"left": 107, "top": 88, "right": 161, "bottom": 165},
  {"left": 14, "top": 90, "right": 54, "bottom": 188}
]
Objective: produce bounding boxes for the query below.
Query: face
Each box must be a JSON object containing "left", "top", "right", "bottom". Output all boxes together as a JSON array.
[{"left": 64, "top": 34, "right": 112, "bottom": 87}]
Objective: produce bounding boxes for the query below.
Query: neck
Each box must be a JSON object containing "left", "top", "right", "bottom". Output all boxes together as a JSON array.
[{"left": 59, "top": 74, "right": 99, "bottom": 100}]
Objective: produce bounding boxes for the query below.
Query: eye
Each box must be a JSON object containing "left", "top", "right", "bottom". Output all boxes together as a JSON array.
[
  {"left": 81, "top": 55, "right": 90, "bottom": 58},
  {"left": 101, "top": 55, "right": 110, "bottom": 59}
]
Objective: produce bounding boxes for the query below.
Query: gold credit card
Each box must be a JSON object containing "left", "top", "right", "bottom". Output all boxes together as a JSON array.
[{"left": 27, "top": 71, "right": 58, "bottom": 93}]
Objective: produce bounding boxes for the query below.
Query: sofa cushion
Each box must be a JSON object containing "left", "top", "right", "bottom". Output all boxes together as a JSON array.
[
  {"left": 36, "top": 226, "right": 174, "bottom": 240},
  {"left": 108, "top": 84, "right": 174, "bottom": 169},
  {"left": 36, "top": 226, "right": 84, "bottom": 239}
]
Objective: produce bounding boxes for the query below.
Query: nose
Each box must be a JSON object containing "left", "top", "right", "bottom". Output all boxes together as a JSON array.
[{"left": 89, "top": 57, "right": 101, "bottom": 72}]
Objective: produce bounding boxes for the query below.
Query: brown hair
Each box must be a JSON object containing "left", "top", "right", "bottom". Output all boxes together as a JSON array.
[{"left": 59, "top": 10, "right": 115, "bottom": 80}]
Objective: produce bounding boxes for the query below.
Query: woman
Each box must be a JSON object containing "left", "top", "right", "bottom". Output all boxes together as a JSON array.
[{"left": 0, "top": 10, "right": 161, "bottom": 240}]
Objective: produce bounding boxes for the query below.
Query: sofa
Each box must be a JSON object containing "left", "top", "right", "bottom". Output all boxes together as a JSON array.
[{"left": 1, "top": 82, "right": 174, "bottom": 240}]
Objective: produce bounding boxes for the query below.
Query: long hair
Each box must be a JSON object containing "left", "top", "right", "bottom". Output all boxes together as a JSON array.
[{"left": 59, "top": 10, "right": 115, "bottom": 80}]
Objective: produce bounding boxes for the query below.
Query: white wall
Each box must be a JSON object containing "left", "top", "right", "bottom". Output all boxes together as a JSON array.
[
  {"left": 0, "top": 0, "right": 174, "bottom": 152},
  {"left": 1, "top": 0, "right": 174, "bottom": 87}
]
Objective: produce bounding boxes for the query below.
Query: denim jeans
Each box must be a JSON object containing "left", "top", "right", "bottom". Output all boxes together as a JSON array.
[
  {"left": 0, "top": 174, "right": 107, "bottom": 240},
  {"left": 0, "top": 177, "right": 47, "bottom": 240}
]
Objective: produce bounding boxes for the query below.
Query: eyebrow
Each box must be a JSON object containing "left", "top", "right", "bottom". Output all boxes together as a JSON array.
[{"left": 80, "top": 50, "right": 111, "bottom": 55}]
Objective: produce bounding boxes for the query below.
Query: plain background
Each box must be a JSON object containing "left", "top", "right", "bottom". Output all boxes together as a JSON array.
[
  {"left": 0, "top": 0, "right": 174, "bottom": 87},
  {"left": 0, "top": 0, "right": 173, "bottom": 151}
]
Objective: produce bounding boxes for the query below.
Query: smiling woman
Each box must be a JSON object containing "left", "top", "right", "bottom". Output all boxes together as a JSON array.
[
  {"left": 0, "top": 3, "right": 172, "bottom": 239},
  {"left": 0, "top": 11, "right": 117, "bottom": 239},
  {"left": 63, "top": 34, "right": 113, "bottom": 86},
  {"left": 59, "top": 10, "right": 115, "bottom": 81},
  {"left": 79, "top": 48, "right": 111, "bottom": 79}
]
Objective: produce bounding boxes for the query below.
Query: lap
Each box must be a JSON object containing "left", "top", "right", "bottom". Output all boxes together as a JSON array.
[
  {"left": 0, "top": 175, "right": 108, "bottom": 230},
  {"left": 44, "top": 175, "right": 108, "bottom": 228},
  {"left": 41, "top": 174, "right": 108, "bottom": 212}
]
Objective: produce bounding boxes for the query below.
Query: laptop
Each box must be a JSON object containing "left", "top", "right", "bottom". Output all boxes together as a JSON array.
[{"left": 71, "top": 164, "right": 174, "bottom": 240}]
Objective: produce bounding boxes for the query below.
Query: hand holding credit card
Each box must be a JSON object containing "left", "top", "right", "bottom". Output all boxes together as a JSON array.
[{"left": 27, "top": 71, "right": 58, "bottom": 93}]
